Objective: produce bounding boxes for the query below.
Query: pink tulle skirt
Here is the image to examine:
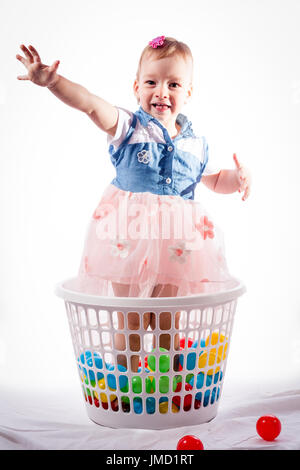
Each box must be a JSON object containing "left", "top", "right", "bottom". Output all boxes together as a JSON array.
[{"left": 73, "top": 184, "right": 235, "bottom": 297}]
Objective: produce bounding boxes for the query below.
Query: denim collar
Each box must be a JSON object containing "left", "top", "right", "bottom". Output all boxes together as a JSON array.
[{"left": 136, "top": 106, "right": 195, "bottom": 139}]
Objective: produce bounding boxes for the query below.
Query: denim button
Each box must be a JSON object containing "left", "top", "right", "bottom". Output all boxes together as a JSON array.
[
  {"left": 166, "top": 177, "right": 172, "bottom": 184},
  {"left": 167, "top": 146, "right": 173, "bottom": 152}
]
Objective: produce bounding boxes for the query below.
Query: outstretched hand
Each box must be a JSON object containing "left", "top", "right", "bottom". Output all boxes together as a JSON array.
[
  {"left": 16, "top": 44, "right": 60, "bottom": 88},
  {"left": 233, "top": 153, "right": 251, "bottom": 201}
]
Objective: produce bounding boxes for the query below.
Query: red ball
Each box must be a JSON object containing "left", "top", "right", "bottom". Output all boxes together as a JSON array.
[
  {"left": 177, "top": 435, "right": 204, "bottom": 450},
  {"left": 179, "top": 338, "right": 193, "bottom": 350},
  {"left": 256, "top": 415, "right": 281, "bottom": 441}
]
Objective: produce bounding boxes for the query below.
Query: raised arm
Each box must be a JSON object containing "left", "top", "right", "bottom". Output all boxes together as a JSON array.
[
  {"left": 16, "top": 44, "right": 119, "bottom": 136},
  {"left": 49, "top": 76, "right": 119, "bottom": 136}
]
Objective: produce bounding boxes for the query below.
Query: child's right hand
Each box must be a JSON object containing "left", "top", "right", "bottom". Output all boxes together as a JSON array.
[{"left": 16, "top": 44, "right": 60, "bottom": 88}]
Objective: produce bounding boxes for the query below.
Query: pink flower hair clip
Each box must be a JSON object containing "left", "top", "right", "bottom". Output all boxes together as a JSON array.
[{"left": 149, "top": 35, "right": 165, "bottom": 48}]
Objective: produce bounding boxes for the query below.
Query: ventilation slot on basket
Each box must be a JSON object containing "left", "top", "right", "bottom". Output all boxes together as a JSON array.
[{"left": 58, "top": 278, "right": 245, "bottom": 429}]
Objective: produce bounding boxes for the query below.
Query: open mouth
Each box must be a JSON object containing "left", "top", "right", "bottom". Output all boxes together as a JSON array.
[{"left": 152, "top": 103, "right": 171, "bottom": 111}]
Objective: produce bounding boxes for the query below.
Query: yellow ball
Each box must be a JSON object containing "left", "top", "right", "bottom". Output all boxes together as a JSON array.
[
  {"left": 204, "top": 333, "right": 228, "bottom": 361},
  {"left": 98, "top": 378, "right": 106, "bottom": 390},
  {"left": 198, "top": 348, "right": 223, "bottom": 369},
  {"left": 205, "top": 332, "right": 226, "bottom": 346},
  {"left": 159, "top": 401, "right": 168, "bottom": 414},
  {"left": 100, "top": 392, "right": 108, "bottom": 403}
]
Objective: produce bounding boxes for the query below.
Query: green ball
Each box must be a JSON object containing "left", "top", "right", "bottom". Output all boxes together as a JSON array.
[
  {"left": 159, "top": 376, "right": 169, "bottom": 393},
  {"left": 148, "top": 347, "right": 170, "bottom": 373},
  {"left": 132, "top": 376, "right": 142, "bottom": 393}
]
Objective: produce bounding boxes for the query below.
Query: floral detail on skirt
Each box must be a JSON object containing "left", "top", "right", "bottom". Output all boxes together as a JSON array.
[
  {"left": 74, "top": 184, "right": 234, "bottom": 297},
  {"left": 93, "top": 203, "right": 111, "bottom": 220},
  {"left": 168, "top": 241, "right": 191, "bottom": 264},
  {"left": 196, "top": 215, "right": 215, "bottom": 240},
  {"left": 110, "top": 239, "right": 131, "bottom": 258}
]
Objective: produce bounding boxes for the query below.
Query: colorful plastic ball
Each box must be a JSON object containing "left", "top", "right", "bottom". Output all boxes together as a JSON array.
[
  {"left": 256, "top": 415, "right": 281, "bottom": 441},
  {"left": 205, "top": 332, "right": 225, "bottom": 346},
  {"left": 121, "top": 396, "right": 130, "bottom": 413},
  {"left": 79, "top": 365, "right": 88, "bottom": 384},
  {"left": 88, "top": 370, "right": 96, "bottom": 387},
  {"left": 191, "top": 339, "right": 206, "bottom": 349},
  {"left": 145, "top": 376, "right": 156, "bottom": 393},
  {"left": 94, "top": 353, "right": 103, "bottom": 369},
  {"left": 110, "top": 396, "right": 119, "bottom": 412},
  {"left": 119, "top": 375, "right": 129, "bottom": 392},
  {"left": 107, "top": 374, "right": 116, "bottom": 391},
  {"left": 179, "top": 337, "right": 193, "bottom": 349},
  {"left": 205, "top": 333, "right": 228, "bottom": 360},
  {"left": 159, "top": 376, "right": 169, "bottom": 393},
  {"left": 178, "top": 354, "right": 184, "bottom": 371},
  {"left": 85, "top": 387, "right": 93, "bottom": 404},
  {"left": 172, "top": 396, "right": 180, "bottom": 412},
  {"left": 139, "top": 356, "right": 148, "bottom": 369},
  {"left": 198, "top": 349, "right": 222, "bottom": 370},
  {"left": 183, "top": 394, "right": 192, "bottom": 411},
  {"left": 98, "top": 377, "right": 106, "bottom": 390},
  {"left": 132, "top": 376, "right": 142, "bottom": 393},
  {"left": 158, "top": 351, "right": 170, "bottom": 373},
  {"left": 79, "top": 351, "right": 103, "bottom": 369},
  {"left": 176, "top": 435, "right": 204, "bottom": 450},
  {"left": 186, "top": 352, "right": 196, "bottom": 370},
  {"left": 133, "top": 398, "right": 143, "bottom": 414},
  {"left": 148, "top": 348, "right": 170, "bottom": 372},
  {"left": 100, "top": 392, "right": 108, "bottom": 404},
  {"left": 93, "top": 395, "right": 100, "bottom": 407},
  {"left": 194, "top": 398, "right": 201, "bottom": 409},
  {"left": 173, "top": 375, "right": 182, "bottom": 392},
  {"left": 159, "top": 401, "right": 168, "bottom": 414},
  {"left": 146, "top": 397, "right": 156, "bottom": 414}
]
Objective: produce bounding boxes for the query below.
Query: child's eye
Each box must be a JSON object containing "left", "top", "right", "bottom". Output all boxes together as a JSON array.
[
  {"left": 170, "top": 82, "right": 180, "bottom": 88},
  {"left": 145, "top": 80, "right": 155, "bottom": 85}
]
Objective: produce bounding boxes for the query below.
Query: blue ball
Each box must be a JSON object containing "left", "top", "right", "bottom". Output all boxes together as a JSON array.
[
  {"left": 133, "top": 398, "right": 143, "bottom": 414},
  {"left": 93, "top": 352, "right": 103, "bottom": 369},
  {"left": 191, "top": 339, "right": 206, "bottom": 349},
  {"left": 119, "top": 375, "right": 128, "bottom": 391},
  {"left": 78, "top": 350, "right": 103, "bottom": 369},
  {"left": 146, "top": 397, "right": 156, "bottom": 414},
  {"left": 186, "top": 352, "right": 196, "bottom": 370},
  {"left": 107, "top": 373, "right": 116, "bottom": 390}
]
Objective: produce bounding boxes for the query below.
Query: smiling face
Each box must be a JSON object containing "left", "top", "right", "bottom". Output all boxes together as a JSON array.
[{"left": 133, "top": 55, "right": 193, "bottom": 136}]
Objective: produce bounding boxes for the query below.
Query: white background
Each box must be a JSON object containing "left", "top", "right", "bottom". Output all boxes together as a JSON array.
[{"left": 0, "top": 0, "right": 299, "bottom": 450}]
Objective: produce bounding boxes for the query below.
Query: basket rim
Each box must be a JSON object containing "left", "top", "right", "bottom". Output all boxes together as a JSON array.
[{"left": 54, "top": 277, "right": 246, "bottom": 308}]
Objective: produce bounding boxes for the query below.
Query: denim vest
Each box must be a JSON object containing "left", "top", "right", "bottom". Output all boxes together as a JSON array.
[{"left": 108, "top": 106, "right": 209, "bottom": 200}]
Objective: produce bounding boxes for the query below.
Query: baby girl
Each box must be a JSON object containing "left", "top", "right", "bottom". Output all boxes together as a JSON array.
[{"left": 16, "top": 36, "right": 251, "bottom": 371}]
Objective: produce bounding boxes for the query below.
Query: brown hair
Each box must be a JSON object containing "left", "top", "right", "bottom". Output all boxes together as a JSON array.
[{"left": 136, "top": 36, "right": 193, "bottom": 82}]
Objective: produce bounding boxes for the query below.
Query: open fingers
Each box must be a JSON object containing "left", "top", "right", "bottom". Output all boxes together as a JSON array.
[
  {"left": 16, "top": 74, "right": 29, "bottom": 80},
  {"left": 239, "top": 176, "right": 247, "bottom": 192},
  {"left": 16, "top": 54, "right": 27, "bottom": 66},
  {"left": 19, "top": 44, "right": 34, "bottom": 62},
  {"left": 28, "top": 45, "right": 41, "bottom": 62},
  {"left": 242, "top": 184, "right": 250, "bottom": 201},
  {"left": 233, "top": 153, "right": 242, "bottom": 170},
  {"left": 49, "top": 60, "right": 60, "bottom": 73}
]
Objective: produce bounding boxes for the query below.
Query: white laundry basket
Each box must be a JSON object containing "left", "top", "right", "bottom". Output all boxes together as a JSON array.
[{"left": 55, "top": 278, "right": 246, "bottom": 429}]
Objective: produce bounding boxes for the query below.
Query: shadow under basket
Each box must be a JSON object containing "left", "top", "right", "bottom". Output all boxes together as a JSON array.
[{"left": 55, "top": 277, "right": 246, "bottom": 430}]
